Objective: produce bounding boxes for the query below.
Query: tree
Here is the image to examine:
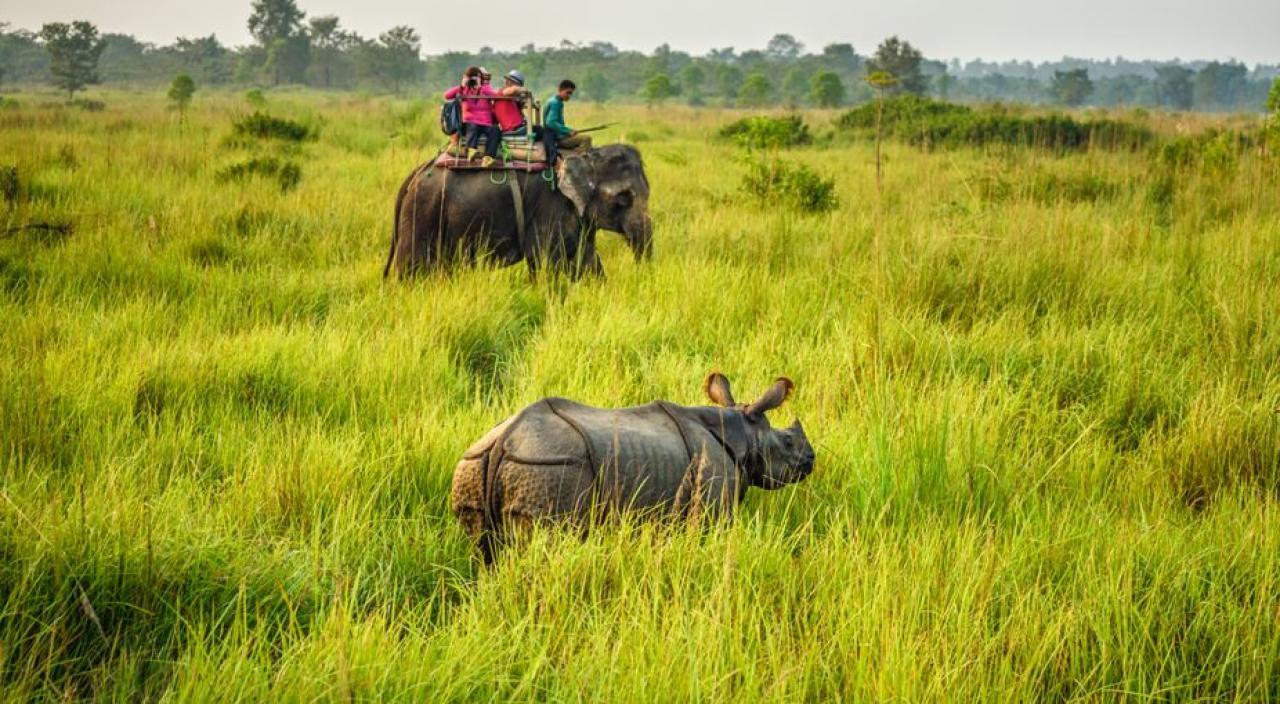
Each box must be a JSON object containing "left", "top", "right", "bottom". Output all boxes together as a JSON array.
[
  {"left": 1050, "top": 68, "right": 1093, "bottom": 106},
  {"left": 714, "top": 64, "right": 743, "bottom": 102},
  {"left": 866, "top": 71, "right": 899, "bottom": 192},
  {"left": 765, "top": 34, "right": 804, "bottom": 61},
  {"left": 1154, "top": 65, "right": 1193, "bottom": 110},
  {"left": 781, "top": 66, "right": 808, "bottom": 104},
  {"left": 308, "top": 15, "right": 350, "bottom": 88},
  {"left": 167, "top": 74, "right": 195, "bottom": 121},
  {"left": 869, "top": 36, "right": 925, "bottom": 95},
  {"left": 822, "top": 43, "right": 858, "bottom": 71},
  {"left": 678, "top": 63, "right": 705, "bottom": 104},
  {"left": 581, "top": 67, "right": 610, "bottom": 103},
  {"left": 38, "top": 21, "right": 107, "bottom": 99},
  {"left": 810, "top": 71, "right": 845, "bottom": 108},
  {"left": 374, "top": 26, "right": 421, "bottom": 95},
  {"left": 1268, "top": 78, "right": 1280, "bottom": 115},
  {"left": 738, "top": 73, "right": 773, "bottom": 107},
  {"left": 646, "top": 43, "right": 672, "bottom": 77},
  {"left": 642, "top": 73, "right": 676, "bottom": 106},
  {"left": 248, "top": 0, "right": 308, "bottom": 85},
  {"left": 1194, "top": 61, "right": 1248, "bottom": 110},
  {"left": 934, "top": 73, "right": 955, "bottom": 100}
]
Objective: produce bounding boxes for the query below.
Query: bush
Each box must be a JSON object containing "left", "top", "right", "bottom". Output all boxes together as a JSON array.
[
  {"left": 68, "top": 98, "right": 105, "bottom": 112},
  {"left": 0, "top": 165, "right": 18, "bottom": 205},
  {"left": 718, "top": 114, "right": 812, "bottom": 150},
  {"left": 217, "top": 156, "right": 303, "bottom": 193},
  {"left": 1156, "top": 129, "right": 1254, "bottom": 174},
  {"left": 837, "top": 96, "right": 1154, "bottom": 152},
  {"left": 836, "top": 94, "right": 973, "bottom": 131},
  {"left": 231, "top": 112, "right": 315, "bottom": 143},
  {"left": 740, "top": 156, "right": 838, "bottom": 213}
]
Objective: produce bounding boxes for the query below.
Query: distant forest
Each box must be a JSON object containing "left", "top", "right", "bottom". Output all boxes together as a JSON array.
[{"left": 2, "top": 0, "right": 1277, "bottom": 112}]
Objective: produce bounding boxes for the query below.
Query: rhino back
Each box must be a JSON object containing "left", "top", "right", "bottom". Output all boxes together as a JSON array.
[{"left": 550, "top": 401, "right": 734, "bottom": 510}]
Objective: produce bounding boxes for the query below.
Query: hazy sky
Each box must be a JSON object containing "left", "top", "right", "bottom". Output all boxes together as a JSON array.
[{"left": 3, "top": 0, "right": 1277, "bottom": 64}]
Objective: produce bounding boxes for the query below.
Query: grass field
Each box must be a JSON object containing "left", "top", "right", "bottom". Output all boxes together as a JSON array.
[{"left": 2, "top": 89, "right": 1279, "bottom": 701}]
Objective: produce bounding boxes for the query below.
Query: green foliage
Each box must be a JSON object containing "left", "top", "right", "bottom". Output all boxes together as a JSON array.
[
  {"left": 248, "top": 0, "right": 308, "bottom": 85},
  {"left": 1050, "top": 68, "right": 1094, "bottom": 107},
  {"left": 167, "top": 74, "right": 196, "bottom": 117},
  {"left": 1155, "top": 65, "right": 1194, "bottom": 110},
  {"left": 247, "top": 0, "right": 305, "bottom": 44},
  {"left": 3, "top": 93, "right": 1280, "bottom": 702},
  {"left": 677, "top": 63, "right": 705, "bottom": 103},
  {"left": 641, "top": 73, "right": 676, "bottom": 106},
  {"left": 581, "top": 67, "right": 610, "bottom": 103},
  {"left": 739, "top": 155, "right": 838, "bottom": 212},
  {"left": 1268, "top": 78, "right": 1280, "bottom": 114},
  {"left": 781, "top": 67, "right": 808, "bottom": 103},
  {"left": 245, "top": 88, "right": 267, "bottom": 108},
  {"left": 372, "top": 25, "right": 422, "bottom": 95},
  {"left": 737, "top": 73, "right": 773, "bottom": 108},
  {"left": 1193, "top": 61, "right": 1249, "bottom": 111},
  {"left": 0, "top": 164, "right": 18, "bottom": 205},
  {"left": 868, "top": 36, "right": 926, "bottom": 95},
  {"left": 809, "top": 71, "right": 846, "bottom": 108},
  {"left": 713, "top": 64, "right": 744, "bottom": 103},
  {"left": 217, "top": 155, "right": 302, "bottom": 192},
  {"left": 231, "top": 111, "right": 314, "bottom": 142},
  {"left": 838, "top": 97, "right": 1154, "bottom": 152},
  {"left": 717, "top": 114, "right": 812, "bottom": 150},
  {"left": 68, "top": 98, "right": 105, "bottom": 112},
  {"left": 37, "top": 21, "right": 107, "bottom": 99}
]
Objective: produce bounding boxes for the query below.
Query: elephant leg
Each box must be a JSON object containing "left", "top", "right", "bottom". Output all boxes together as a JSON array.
[{"left": 577, "top": 230, "right": 605, "bottom": 279}]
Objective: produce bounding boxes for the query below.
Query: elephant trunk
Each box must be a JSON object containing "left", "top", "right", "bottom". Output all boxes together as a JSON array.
[{"left": 625, "top": 210, "right": 654, "bottom": 262}]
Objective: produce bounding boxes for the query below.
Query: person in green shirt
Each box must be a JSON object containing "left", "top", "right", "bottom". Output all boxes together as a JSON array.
[{"left": 542, "top": 79, "right": 592, "bottom": 166}]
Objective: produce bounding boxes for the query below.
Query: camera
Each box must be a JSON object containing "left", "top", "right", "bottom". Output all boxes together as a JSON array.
[{"left": 465, "top": 76, "right": 479, "bottom": 88}]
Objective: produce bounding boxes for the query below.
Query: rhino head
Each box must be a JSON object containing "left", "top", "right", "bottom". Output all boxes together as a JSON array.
[{"left": 700, "top": 372, "right": 816, "bottom": 489}]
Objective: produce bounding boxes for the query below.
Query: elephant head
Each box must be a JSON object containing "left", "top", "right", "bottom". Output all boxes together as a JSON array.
[
  {"left": 559, "top": 144, "right": 654, "bottom": 261},
  {"left": 701, "top": 373, "right": 816, "bottom": 489}
]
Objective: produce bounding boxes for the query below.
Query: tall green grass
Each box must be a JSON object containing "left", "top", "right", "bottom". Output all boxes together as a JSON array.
[{"left": 1, "top": 91, "right": 1279, "bottom": 700}]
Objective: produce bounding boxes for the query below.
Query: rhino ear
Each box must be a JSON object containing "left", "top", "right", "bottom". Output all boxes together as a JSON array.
[
  {"left": 703, "top": 372, "right": 735, "bottom": 407},
  {"left": 745, "top": 377, "right": 794, "bottom": 418},
  {"left": 558, "top": 153, "right": 595, "bottom": 217}
]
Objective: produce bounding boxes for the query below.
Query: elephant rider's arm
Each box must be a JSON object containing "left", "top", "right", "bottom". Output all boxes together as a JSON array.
[{"left": 544, "top": 96, "right": 574, "bottom": 137}]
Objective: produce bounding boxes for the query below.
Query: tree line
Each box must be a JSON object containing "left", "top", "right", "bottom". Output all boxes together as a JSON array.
[{"left": 1, "top": 0, "right": 1276, "bottom": 112}]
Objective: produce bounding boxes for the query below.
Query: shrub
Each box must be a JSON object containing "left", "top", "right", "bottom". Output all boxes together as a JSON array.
[
  {"left": 217, "top": 156, "right": 303, "bottom": 193},
  {"left": 718, "top": 114, "right": 812, "bottom": 150},
  {"left": 68, "top": 98, "right": 105, "bottom": 112},
  {"left": 837, "top": 96, "right": 1154, "bottom": 152},
  {"left": 231, "top": 112, "right": 315, "bottom": 143},
  {"left": 836, "top": 94, "right": 972, "bottom": 131},
  {"left": 0, "top": 165, "right": 18, "bottom": 205},
  {"left": 740, "top": 156, "right": 838, "bottom": 213},
  {"left": 1156, "top": 130, "right": 1253, "bottom": 174}
]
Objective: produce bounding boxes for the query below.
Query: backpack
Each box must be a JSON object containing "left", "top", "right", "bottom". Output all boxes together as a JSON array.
[{"left": 440, "top": 97, "right": 463, "bottom": 136}]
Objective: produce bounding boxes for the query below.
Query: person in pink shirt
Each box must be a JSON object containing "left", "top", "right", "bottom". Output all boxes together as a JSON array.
[{"left": 444, "top": 66, "right": 501, "bottom": 166}]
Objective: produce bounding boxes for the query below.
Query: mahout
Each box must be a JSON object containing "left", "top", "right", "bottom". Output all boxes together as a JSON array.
[{"left": 452, "top": 372, "right": 816, "bottom": 563}]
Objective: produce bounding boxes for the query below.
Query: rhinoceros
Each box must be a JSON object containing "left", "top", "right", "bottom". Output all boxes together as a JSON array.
[{"left": 451, "top": 373, "right": 816, "bottom": 562}]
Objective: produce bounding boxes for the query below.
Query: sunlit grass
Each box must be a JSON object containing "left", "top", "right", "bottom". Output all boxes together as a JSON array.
[{"left": 1, "top": 88, "right": 1278, "bottom": 700}]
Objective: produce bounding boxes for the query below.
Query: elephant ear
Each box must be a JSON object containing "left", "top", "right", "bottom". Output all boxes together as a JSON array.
[{"left": 558, "top": 153, "right": 596, "bottom": 217}]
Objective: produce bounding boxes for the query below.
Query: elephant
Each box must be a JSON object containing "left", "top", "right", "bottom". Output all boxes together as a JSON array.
[
  {"left": 451, "top": 373, "right": 816, "bottom": 563},
  {"left": 383, "top": 144, "right": 653, "bottom": 279}
]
